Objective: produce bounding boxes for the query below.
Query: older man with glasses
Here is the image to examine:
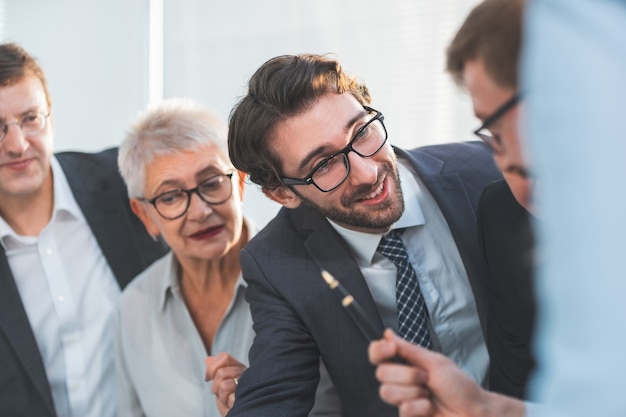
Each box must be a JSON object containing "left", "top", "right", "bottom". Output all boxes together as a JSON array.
[
  {"left": 0, "top": 43, "right": 168, "bottom": 417},
  {"left": 223, "top": 53, "right": 501, "bottom": 417}
]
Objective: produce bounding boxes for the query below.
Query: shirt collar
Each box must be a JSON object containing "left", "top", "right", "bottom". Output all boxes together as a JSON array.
[
  {"left": 50, "top": 156, "right": 84, "bottom": 220},
  {"left": 158, "top": 255, "right": 249, "bottom": 311},
  {"left": 328, "top": 158, "right": 425, "bottom": 264}
]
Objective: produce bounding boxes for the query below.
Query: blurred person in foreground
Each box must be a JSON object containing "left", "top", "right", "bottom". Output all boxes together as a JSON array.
[
  {"left": 446, "top": 0, "right": 536, "bottom": 399},
  {"left": 370, "top": 0, "right": 626, "bottom": 416},
  {"left": 522, "top": 0, "right": 626, "bottom": 416},
  {"left": 0, "top": 43, "right": 167, "bottom": 417},
  {"left": 225, "top": 53, "right": 500, "bottom": 417},
  {"left": 115, "top": 98, "right": 340, "bottom": 417},
  {"left": 368, "top": 0, "right": 537, "bottom": 414}
]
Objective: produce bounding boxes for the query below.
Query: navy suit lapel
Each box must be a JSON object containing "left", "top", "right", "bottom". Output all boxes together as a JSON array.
[
  {"left": 396, "top": 146, "right": 479, "bottom": 267},
  {"left": 69, "top": 174, "right": 135, "bottom": 287},
  {"left": 0, "top": 251, "right": 56, "bottom": 415},
  {"left": 298, "top": 207, "right": 386, "bottom": 338}
]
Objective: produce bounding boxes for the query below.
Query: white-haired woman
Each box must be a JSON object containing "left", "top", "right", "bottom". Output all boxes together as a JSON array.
[{"left": 115, "top": 98, "right": 339, "bottom": 417}]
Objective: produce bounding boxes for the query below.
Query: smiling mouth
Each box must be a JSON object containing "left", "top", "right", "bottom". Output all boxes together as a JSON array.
[
  {"left": 351, "top": 174, "right": 388, "bottom": 204},
  {"left": 361, "top": 180, "right": 384, "bottom": 200}
]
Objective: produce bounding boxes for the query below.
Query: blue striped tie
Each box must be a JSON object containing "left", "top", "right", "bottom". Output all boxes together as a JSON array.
[{"left": 377, "top": 230, "right": 432, "bottom": 348}]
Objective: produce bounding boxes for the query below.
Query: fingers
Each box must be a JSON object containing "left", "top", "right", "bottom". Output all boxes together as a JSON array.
[
  {"left": 381, "top": 329, "right": 447, "bottom": 374},
  {"left": 205, "top": 352, "right": 247, "bottom": 415},
  {"left": 369, "top": 329, "right": 435, "bottom": 415},
  {"left": 375, "top": 361, "right": 430, "bottom": 411},
  {"left": 398, "top": 398, "right": 435, "bottom": 417},
  {"left": 375, "top": 362, "right": 427, "bottom": 386},
  {"left": 378, "top": 380, "right": 431, "bottom": 405},
  {"left": 369, "top": 329, "right": 399, "bottom": 365},
  {"left": 205, "top": 352, "right": 246, "bottom": 381},
  {"left": 214, "top": 376, "right": 238, "bottom": 409},
  {"left": 205, "top": 354, "right": 226, "bottom": 381}
]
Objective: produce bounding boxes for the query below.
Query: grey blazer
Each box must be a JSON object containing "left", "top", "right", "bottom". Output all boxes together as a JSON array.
[
  {"left": 0, "top": 148, "right": 169, "bottom": 417},
  {"left": 229, "top": 142, "right": 501, "bottom": 417}
]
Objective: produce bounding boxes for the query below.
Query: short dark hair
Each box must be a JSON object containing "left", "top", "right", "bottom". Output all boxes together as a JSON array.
[
  {"left": 0, "top": 43, "right": 51, "bottom": 108},
  {"left": 228, "top": 53, "right": 371, "bottom": 192},
  {"left": 446, "top": 0, "right": 524, "bottom": 90}
]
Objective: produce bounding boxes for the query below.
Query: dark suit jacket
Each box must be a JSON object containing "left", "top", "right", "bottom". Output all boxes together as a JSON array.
[
  {"left": 229, "top": 142, "right": 501, "bottom": 417},
  {"left": 477, "top": 179, "right": 536, "bottom": 399},
  {"left": 0, "top": 148, "right": 169, "bottom": 417}
]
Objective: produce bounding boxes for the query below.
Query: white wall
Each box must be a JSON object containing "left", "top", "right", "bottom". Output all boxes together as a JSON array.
[
  {"left": 1, "top": 0, "right": 482, "bottom": 228},
  {"left": 1, "top": 0, "right": 149, "bottom": 152}
]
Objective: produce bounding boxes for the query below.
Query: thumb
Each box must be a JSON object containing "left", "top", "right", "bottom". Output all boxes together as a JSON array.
[{"left": 205, "top": 356, "right": 216, "bottom": 381}]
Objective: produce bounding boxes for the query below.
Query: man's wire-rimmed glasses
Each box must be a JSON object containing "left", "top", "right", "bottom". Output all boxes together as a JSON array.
[
  {"left": 0, "top": 112, "right": 51, "bottom": 142},
  {"left": 140, "top": 172, "right": 234, "bottom": 220},
  {"left": 281, "top": 106, "right": 388, "bottom": 192},
  {"left": 473, "top": 93, "right": 521, "bottom": 153}
]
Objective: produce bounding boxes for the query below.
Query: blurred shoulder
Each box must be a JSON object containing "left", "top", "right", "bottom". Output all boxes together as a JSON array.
[
  {"left": 55, "top": 147, "right": 120, "bottom": 178},
  {"left": 402, "top": 141, "right": 493, "bottom": 165}
]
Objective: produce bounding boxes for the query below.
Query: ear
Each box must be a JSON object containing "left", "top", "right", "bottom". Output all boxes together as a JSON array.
[
  {"left": 130, "top": 198, "right": 161, "bottom": 239},
  {"left": 236, "top": 170, "right": 246, "bottom": 201},
  {"left": 263, "top": 185, "right": 302, "bottom": 209}
]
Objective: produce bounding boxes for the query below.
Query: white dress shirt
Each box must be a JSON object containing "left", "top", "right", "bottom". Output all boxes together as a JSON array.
[
  {"left": 114, "top": 250, "right": 253, "bottom": 417},
  {"left": 329, "top": 158, "right": 488, "bottom": 384},
  {"left": 0, "top": 156, "right": 121, "bottom": 417}
]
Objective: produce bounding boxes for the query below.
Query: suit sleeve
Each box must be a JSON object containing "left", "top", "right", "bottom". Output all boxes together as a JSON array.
[{"left": 227, "top": 249, "right": 321, "bottom": 417}]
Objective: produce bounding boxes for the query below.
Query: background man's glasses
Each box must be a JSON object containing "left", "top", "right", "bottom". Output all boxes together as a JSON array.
[
  {"left": 0, "top": 112, "right": 50, "bottom": 142},
  {"left": 140, "top": 172, "right": 234, "bottom": 220},
  {"left": 281, "top": 106, "right": 388, "bottom": 193},
  {"left": 473, "top": 93, "right": 521, "bottom": 153}
]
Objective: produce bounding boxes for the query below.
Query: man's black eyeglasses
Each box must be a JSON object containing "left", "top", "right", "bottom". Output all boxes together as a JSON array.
[
  {"left": 473, "top": 93, "right": 521, "bottom": 153},
  {"left": 281, "top": 107, "right": 388, "bottom": 193},
  {"left": 140, "top": 173, "right": 234, "bottom": 220}
]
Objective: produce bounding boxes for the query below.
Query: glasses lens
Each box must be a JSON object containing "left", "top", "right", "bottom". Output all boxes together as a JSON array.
[
  {"left": 21, "top": 113, "right": 47, "bottom": 135},
  {"left": 154, "top": 190, "right": 188, "bottom": 219},
  {"left": 352, "top": 117, "right": 387, "bottom": 157},
  {"left": 198, "top": 175, "right": 232, "bottom": 203},
  {"left": 311, "top": 153, "right": 349, "bottom": 192}
]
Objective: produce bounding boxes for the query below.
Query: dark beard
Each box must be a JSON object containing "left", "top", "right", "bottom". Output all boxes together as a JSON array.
[{"left": 293, "top": 162, "right": 405, "bottom": 231}]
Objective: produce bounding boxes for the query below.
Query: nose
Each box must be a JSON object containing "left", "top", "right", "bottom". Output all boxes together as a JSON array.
[
  {"left": 346, "top": 151, "right": 378, "bottom": 187},
  {"left": 186, "top": 191, "right": 214, "bottom": 220},
  {"left": 1, "top": 123, "right": 29, "bottom": 155}
]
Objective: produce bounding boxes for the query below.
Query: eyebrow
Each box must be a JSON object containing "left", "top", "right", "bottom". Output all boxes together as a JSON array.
[
  {"left": 295, "top": 109, "right": 369, "bottom": 174},
  {"left": 195, "top": 165, "right": 231, "bottom": 180},
  {"left": 153, "top": 165, "right": 230, "bottom": 193}
]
